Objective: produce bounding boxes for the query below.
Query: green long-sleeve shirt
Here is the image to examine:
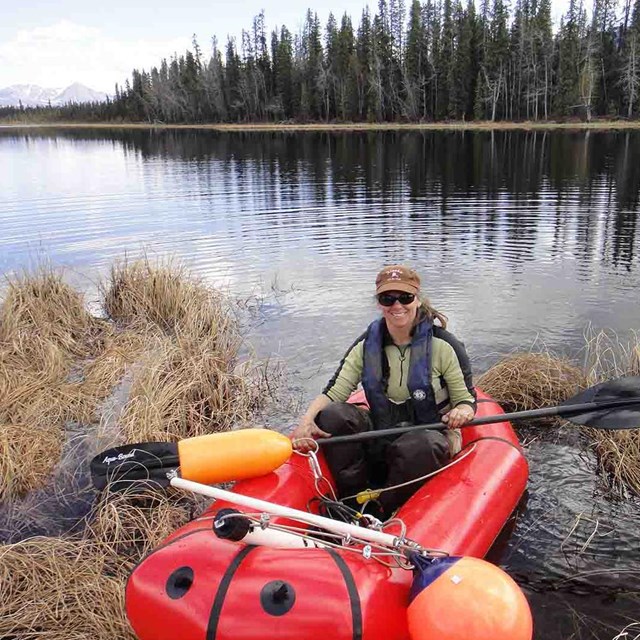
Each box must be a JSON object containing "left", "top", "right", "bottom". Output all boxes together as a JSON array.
[{"left": 323, "top": 334, "right": 475, "bottom": 414}]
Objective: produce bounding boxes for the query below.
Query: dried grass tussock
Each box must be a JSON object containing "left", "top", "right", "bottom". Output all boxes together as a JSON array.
[
  {"left": 477, "top": 351, "right": 587, "bottom": 417},
  {"left": 103, "top": 257, "right": 239, "bottom": 349},
  {"left": 480, "top": 332, "right": 640, "bottom": 496},
  {"left": 0, "top": 258, "right": 273, "bottom": 640},
  {"left": 0, "top": 537, "right": 135, "bottom": 640},
  {"left": 117, "top": 334, "right": 264, "bottom": 442},
  {"left": 87, "top": 487, "right": 203, "bottom": 562},
  {"left": 0, "top": 269, "right": 107, "bottom": 499},
  {"left": 102, "top": 258, "right": 266, "bottom": 443},
  {"left": 581, "top": 329, "right": 640, "bottom": 496},
  {"left": 0, "top": 269, "right": 101, "bottom": 414},
  {"left": 0, "top": 486, "right": 204, "bottom": 640},
  {"left": 0, "top": 268, "right": 102, "bottom": 358},
  {"left": 0, "top": 422, "right": 62, "bottom": 500}
]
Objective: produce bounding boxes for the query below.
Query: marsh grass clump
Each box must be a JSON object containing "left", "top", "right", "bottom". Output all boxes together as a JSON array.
[
  {"left": 117, "top": 334, "right": 265, "bottom": 442},
  {"left": 103, "top": 257, "right": 239, "bottom": 349},
  {"left": 86, "top": 486, "right": 205, "bottom": 563},
  {"left": 477, "top": 351, "right": 587, "bottom": 419},
  {"left": 0, "top": 422, "right": 63, "bottom": 501},
  {"left": 0, "top": 268, "right": 106, "bottom": 424},
  {"left": 591, "top": 430, "right": 640, "bottom": 496},
  {"left": 102, "top": 257, "right": 271, "bottom": 442},
  {"left": 0, "top": 267, "right": 104, "bottom": 357},
  {"left": 0, "top": 258, "right": 280, "bottom": 639},
  {"left": 0, "top": 537, "right": 134, "bottom": 640},
  {"left": 479, "top": 332, "right": 640, "bottom": 497},
  {"left": 76, "top": 328, "right": 149, "bottom": 416},
  {"left": 581, "top": 329, "right": 640, "bottom": 496},
  {"left": 0, "top": 270, "right": 107, "bottom": 499}
]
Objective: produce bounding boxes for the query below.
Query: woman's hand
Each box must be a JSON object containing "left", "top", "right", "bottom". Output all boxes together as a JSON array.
[
  {"left": 441, "top": 404, "right": 475, "bottom": 429},
  {"left": 291, "top": 416, "right": 331, "bottom": 452}
]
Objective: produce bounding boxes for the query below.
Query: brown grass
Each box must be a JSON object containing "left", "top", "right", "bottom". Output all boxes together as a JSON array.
[
  {"left": 0, "top": 422, "right": 63, "bottom": 500},
  {"left": 86, "top": 486, "right": 204, "bottom": 562},
  {"left": 581, "top": 329, "right": 640, "bottom": 497},
  {"left": 477, "top": 351, "right": 587, "bottom": 418},
  {"left": 0, "top": 267, "right": 104, "bottom": 423},
  {"left": 0, "top": 485, "right": 206, "bottom": 640},
  {"left": 0, "top": 258, "right": 278, "bottom": 639},
  {"left": 0, "top": 267, "right": 103, "bottom": 356},
  {"left": 479, "top": 333, "right": 640, "bottom": 496},
  {"left": 102, "top": 257, "right": 269, "bottom": 443},
  {"left": 0, "top": 537, "right": 134, "bottom": 640},
  {"left": 0, "top": 269, "right": 106, "bottom": 498},
  {"left": 103, "top": 257, "right": 239, "bottom": 348},
  {"left": 117, "top": 333, "right": 265, "bottom": 442}
]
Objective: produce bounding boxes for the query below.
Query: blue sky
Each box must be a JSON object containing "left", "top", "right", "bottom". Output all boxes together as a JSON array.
[{"left": 1, "top": 0, "right": 571, "bottom": 93}]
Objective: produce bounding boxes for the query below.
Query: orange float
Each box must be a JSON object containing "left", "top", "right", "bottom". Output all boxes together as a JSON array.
[{"left": 177, "top": 428, "right": 293, "bottom": 484}]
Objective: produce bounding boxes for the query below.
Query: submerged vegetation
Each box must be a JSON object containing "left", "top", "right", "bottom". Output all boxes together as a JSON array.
[{"left": 0, "top": 260, "right": 638, "bottom": 637}]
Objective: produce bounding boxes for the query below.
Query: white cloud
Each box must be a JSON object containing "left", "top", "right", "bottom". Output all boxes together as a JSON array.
[{"left": 0, "top": 20, "right": 190, "bottom": 92}]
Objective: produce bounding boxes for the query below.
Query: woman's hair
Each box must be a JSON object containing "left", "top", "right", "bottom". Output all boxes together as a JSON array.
[{"left": 419, "top": 296, "right": 448, "bottom": 329}]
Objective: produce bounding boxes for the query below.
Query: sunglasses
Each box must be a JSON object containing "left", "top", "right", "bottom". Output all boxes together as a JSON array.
[{"left": 377, "top": 292, "right": 416, "bottom": 307}]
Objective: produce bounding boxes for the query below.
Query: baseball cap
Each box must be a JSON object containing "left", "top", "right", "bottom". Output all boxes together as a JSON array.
[{"left": 375, "top": 265, "right": 421, "bottom": 295}]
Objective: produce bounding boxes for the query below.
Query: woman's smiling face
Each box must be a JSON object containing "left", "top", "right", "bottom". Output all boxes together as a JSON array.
[{"left": 377, "top": 290, "right": 420, "bottom": 334}]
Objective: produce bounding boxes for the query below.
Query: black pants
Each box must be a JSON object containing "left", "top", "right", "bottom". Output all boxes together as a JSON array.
[{"left": 316, "top": 402, "right": 450, "bottom": 516}]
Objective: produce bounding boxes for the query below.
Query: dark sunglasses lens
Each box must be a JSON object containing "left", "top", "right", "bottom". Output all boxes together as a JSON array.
[{"left": 378, "top": 293, "right": 415, "bottom": 306}]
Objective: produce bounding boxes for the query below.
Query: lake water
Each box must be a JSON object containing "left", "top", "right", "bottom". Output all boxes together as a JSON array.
[{"left": 1, "top": 126, "right": 639, "bottom": 639}]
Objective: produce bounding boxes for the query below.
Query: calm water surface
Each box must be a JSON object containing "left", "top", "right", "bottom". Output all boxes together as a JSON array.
[{"left": 1, "top": 127, "right": 639, "bottom": 639}]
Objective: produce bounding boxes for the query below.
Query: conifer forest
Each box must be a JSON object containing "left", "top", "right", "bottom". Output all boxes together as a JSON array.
[{"left": 3, "top": 0, "right": 640, "bottom": 124}]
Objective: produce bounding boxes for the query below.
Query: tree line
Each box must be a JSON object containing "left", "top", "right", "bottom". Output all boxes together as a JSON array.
[{"left": 3, "top": 0, "right": 640, "bottom": 124}]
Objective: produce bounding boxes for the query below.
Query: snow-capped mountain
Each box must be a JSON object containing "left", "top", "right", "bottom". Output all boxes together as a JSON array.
[{"left": 0, "top": 83, "right": 108, "bottom": 107}]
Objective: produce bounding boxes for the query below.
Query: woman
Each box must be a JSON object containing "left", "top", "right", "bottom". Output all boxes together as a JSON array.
[{"left": 291, "top": 264, "right": 476, "bottom": 519}]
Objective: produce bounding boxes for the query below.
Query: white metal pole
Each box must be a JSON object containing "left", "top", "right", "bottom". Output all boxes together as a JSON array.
[{"left": 171, "top": 476, "right": 400, "bottom": 549}]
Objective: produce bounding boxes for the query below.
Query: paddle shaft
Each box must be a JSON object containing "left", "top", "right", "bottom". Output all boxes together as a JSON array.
[{"left": 320, "top": 397, "right": 640, "bottom": 445}]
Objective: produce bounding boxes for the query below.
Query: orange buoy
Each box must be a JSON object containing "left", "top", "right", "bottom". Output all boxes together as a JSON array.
[
  {"left": 177, "top": 429, "right": 292, "bottom": 484},
  {"left": 407, "top": 555, "right": 533, "bottom": 640}
]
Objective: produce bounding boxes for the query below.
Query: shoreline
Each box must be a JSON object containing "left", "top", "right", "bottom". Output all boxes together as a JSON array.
[{"left": 3, "top": 120, "right": 640, "bottom": 131}]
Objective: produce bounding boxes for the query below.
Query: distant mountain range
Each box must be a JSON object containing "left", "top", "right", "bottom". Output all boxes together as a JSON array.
[{"left": 0, "top": 83, "right": 109, "bottom": 107}]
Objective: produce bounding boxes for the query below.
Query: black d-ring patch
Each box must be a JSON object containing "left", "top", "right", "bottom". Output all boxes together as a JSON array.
[
  {"left": 260, "top": 580, "right": 296, "bottom": 616},
  {"left": 166, "top": 566, "right": 194, "bottom": 599}
]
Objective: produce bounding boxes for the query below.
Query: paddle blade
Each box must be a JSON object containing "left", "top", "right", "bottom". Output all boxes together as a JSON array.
[
  {"left": 560, "top": 376, "right": 640, "bottom": 429},
  {"left": 90, "top": 442, "right": 179, "bottom": 490},
  {"left": 178, "top": 428, "right": 293, "bottom": 484}
]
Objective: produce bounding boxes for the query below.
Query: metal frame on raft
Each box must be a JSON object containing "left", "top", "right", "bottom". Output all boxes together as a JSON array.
[{"left": 172, "top": 476, "right": 433, "bottom": 561}]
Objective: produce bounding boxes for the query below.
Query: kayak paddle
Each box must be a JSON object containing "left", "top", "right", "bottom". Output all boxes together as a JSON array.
[
  {"left": 321, "top": 376, "right": 640, "bottom": 445},
  {"left": 90, "top": 376, "right": 640, "bottom": 489}
]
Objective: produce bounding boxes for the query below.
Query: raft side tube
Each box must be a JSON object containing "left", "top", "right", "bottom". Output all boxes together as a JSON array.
[{"left": 398, "top": 438, "right": 528, "bottom": 557}]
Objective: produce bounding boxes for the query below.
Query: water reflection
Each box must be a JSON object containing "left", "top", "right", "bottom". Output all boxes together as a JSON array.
[{"left": 4, "top": 127, "right": 639, "bottom": 273}]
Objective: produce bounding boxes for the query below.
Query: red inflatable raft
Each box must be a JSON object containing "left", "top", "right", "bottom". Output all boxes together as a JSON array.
[{"left": 125, "top": 388, "right": 529, "bottom": 640}]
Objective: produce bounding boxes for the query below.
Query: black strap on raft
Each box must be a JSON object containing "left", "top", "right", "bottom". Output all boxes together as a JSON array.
[{"left": 206, "top": 546, "right": 256, "bottom": 640}]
